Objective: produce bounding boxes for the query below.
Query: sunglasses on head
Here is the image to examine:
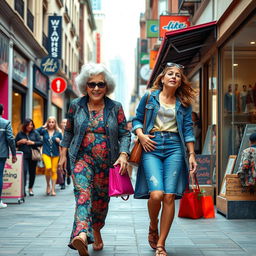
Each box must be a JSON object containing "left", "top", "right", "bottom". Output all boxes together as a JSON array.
[
  {"left": 165, "top": 62, "right": 185, "bottom": 69},
  {"left": 87, "top": 82, "right": 107, "bottom": 89}
]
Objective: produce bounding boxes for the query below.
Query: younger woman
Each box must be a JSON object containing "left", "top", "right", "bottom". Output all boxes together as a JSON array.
[{"left": 37, "top": 116, "right": 62, "bottom": 196}]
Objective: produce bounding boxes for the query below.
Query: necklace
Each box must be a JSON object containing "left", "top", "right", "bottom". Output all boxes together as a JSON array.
[{"left": 88, "top": 102, "right": 105, "bottom": 112}]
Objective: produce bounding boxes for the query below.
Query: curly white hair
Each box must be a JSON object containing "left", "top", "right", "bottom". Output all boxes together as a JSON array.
[{"left": 75, "top": 63, "right": 116, "bottom": 95}]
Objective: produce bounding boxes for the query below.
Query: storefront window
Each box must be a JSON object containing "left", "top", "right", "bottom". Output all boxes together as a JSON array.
[
  {"left": 33, "top": 92, "right": 45, "bottom": 128},
  {"left": 12, "top": 91, "right": 23, "bottom": 135},
  {"left": 207, "top": 55, "right": 218, "bottom": 183},
  {"left": 221, "top": 13, "right": 256, "bottom": 177}
]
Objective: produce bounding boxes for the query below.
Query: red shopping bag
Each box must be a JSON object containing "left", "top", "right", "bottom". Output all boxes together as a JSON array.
[
  {"left": 201, "top": 195, "right": 215, "bottom": 218},
  {"left": 178, "top": 175, "right": 203, "bottom": 219}
]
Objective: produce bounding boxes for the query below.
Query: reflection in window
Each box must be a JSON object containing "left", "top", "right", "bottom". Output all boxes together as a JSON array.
[
  {"left": 12, "top": 91, "right": 22, "bottom": 136},
  {"left": 221, "top": 13, "right": 256, "bottom": 175},
  {"left": 33, "top": 92, "right": 44, "bottom": 128}
]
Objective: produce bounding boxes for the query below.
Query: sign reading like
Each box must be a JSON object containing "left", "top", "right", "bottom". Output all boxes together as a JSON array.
[
  {"left": 159, "top": 15, "right": 190, "bottom": 38},
  {"left": 51, "top": 77, "right": 67, "bottom": 94}
]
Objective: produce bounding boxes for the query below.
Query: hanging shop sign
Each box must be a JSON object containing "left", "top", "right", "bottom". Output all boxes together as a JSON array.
[
  {"left": 0, "top": 32, "right": 9, "bottom": 73},
  {"left": 51, "top": 77, "right": 67, "bottom": 94},
  {"left": 13, "top": 50, "right": 28, "bottom": 86},
  {"left": 159, "top": 15, "right": 190, "bottom": 38},
  {"left": 40, "top": 56, "right": 60, "bottom": 76},
  {"left": 33, "top": 66, "right": 49, "bottom": 96},
  {"left": 146, "top": 20, "right": 159, "bottom": 38},
  {"left": 48, "top": 16, "right": 62, "bottom": 59}
]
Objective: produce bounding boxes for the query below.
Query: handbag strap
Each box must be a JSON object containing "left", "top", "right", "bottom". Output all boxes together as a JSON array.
[{"left": 142, "top": 92, "right": 151, "bottom": 133}]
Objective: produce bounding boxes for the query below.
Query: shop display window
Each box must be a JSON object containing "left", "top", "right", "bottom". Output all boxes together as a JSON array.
[
  {"left": 12, "top": 91, "right": 23, "bottom": 135},
  {"left": 221, "top": 13, "right": 256, "bottom": 177},
  {"left": 33, "top": 92, "right": 44, "bottom": 128}
]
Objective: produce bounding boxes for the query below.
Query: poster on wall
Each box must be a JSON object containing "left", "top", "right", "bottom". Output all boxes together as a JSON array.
[
  {"left": 13, "top": 50, "right": 28, "bottom": 86},
  {"left": 0, "top": 32, "right": 9, "bottom": 73},
  {"left": 2, "top": 152, "right": 24, "bottom": 203}
]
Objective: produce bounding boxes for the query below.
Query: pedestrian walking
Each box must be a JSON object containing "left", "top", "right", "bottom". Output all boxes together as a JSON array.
[
  {"left": 58, "top": 63, "right": 131, "bottom": 256},
  {"left": 0, "top": 104, "right": 17, "bottom": 208},
  {"left": 59, "top": 118, "right": 71, "bottom": 189},
  {"left": 15, "top": 118, "right": 43, "bottom": 196},
  {"left": 37, "top": 116, "right": 62, "bottom": 196},
  {"left": 133, "top": 63, "right": 197, "bottom": 256}
]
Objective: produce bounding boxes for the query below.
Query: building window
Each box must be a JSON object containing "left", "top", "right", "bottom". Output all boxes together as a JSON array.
[
  {"left": 12, "top": 90, "right": 24, "bottom": 135},
  {"left": 33, "top": 92, "right": 45, "bottom": 128},
  {"left": 158, "top": 0, "right": 168, "bottom": 16}
]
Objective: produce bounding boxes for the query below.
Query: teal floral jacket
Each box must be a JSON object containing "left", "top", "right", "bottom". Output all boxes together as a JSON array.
[
  {"left": 60, "top": 96, "right": 131, "bottom": 168},
  {"left": 237, "top": 145, "right": 256, "bottom": 187}
]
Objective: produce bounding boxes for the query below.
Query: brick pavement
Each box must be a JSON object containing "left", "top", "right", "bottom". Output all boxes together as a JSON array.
[{"left": 0, "top": 174, "right": 256, "bottom": 256}]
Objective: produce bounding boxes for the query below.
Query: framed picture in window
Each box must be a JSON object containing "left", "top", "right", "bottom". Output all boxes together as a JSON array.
[{"left": 220, "top": 155, "right": 237, "bottom": 196}]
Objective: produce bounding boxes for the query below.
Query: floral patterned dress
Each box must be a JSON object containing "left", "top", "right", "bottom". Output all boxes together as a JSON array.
[{"left": 69, "top": 109, "right": 110, "bottom": 245}]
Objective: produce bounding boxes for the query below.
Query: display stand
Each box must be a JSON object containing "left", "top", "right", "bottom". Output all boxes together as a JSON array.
[
  {"left": 2, "top": 151, "right": 25, "bottom": 204},
  {"left": 217, "top": 170, "right": 256, "bottom": 218}
]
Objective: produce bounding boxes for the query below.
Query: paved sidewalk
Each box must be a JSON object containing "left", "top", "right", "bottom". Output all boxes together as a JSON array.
[{"left": 0, "top": 174, "right": 256, "bottom": 256}]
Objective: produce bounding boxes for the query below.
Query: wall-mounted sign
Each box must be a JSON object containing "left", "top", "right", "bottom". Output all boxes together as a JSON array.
[
  {"left": 140, "top": 53, "right": 149, "bottom": 64},
  {"left": 150, "top": 50, "right": 158, "bottom": 69},
  {"left": 48, "top": 16, "right": 62, "bottom": 59},
  {"left": 13, "top": 50, "right": 28, "bottom": 86},
  {"left": 159, "top": 15, "right": 190, "bottom": 38},
  {"left": 146, "top": 20, "right": 159, "bottom": 38},
  {"left": 140, "top": 64, "right": 151, "bottom": 81},
  {"left": 33, "top": 65, "right": 49, "bottom": 96},
  {"left": 51, "top": 77, "right": 67, "bottom": 94},
  {"left": 40, "top": 56, "right": 60, "bottom": 76},
  {"left": 0, "top": 32, "right": 9, "bottom": 73}
]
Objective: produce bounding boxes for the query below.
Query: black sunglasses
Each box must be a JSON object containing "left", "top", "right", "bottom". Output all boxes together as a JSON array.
[
  {"left": 87, "top": 82, "right": 107, "bottom": 89},
  {"left": 165, "top": 62, "right": 185, "bottom": 69}
]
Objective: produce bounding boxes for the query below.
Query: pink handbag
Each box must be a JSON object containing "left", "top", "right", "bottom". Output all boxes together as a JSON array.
[{"left": 108, "top": 165, "right": 134, "bottom": 200}]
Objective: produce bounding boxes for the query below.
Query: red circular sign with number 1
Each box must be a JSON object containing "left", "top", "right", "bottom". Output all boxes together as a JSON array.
[{"left": 51, "top": 77, "right": 67, "bottom": 94}]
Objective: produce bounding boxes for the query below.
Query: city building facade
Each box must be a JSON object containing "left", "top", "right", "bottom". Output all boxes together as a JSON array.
[{"left": 0, "top": 0, "right": 96, "bottom": 133}]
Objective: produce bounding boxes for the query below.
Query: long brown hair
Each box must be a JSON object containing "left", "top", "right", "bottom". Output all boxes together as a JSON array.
[{"left": 151, "top": 67, "right": 196, "bottom": 107}]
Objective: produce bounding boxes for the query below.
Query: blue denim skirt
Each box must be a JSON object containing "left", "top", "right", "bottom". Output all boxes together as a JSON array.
[{"left": 142, "top": 131, "right": 185, "bottom": 194}]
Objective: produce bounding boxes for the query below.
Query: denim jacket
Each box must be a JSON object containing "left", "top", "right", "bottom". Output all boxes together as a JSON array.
[
  {"left": 132, "top": 90, "right": 195, "bottom": 199},
  {"left": 0, "top": 117, "right": 16, "bottom": 158},
  {"left": 60, "top": 96, "right": 131, "bottom": 168},
  {"left": 36, "top": 127, "right": 62, "bottom": 157}
]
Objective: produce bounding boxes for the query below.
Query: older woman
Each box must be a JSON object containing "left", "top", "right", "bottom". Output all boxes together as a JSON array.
[
  {"left": 59, "top": 63, "right": 130, "bottom": 256},
  {"left": 133, "top": 62, "right": 197, "bottom": 256}
]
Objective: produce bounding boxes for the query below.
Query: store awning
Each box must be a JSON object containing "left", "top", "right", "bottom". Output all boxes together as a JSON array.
[{"left": 148, "top": 21, "right": 217, "bottom": 86}]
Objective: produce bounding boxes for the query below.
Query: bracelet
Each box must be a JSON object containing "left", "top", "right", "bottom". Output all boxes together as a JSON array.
[{"left": 188, "top": 152, "right": 196, "bottom": 156}]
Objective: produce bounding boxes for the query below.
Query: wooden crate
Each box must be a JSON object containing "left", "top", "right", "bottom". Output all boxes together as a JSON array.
[{"left": 225, "top": 174, "right": 256, "bottom": 200}]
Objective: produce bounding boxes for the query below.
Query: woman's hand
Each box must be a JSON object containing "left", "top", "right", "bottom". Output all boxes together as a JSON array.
[
  {"left": 55, "top": 137, "right": 61, "bottom": 144},
  {"left": 58, "top": 154, "right": 67, "bottom": 174},
  {"left": 189, "top": 154, "right": 197, "bottom": 175},
  {"left": 113, "top": 153, "right": 128, "bottom": 175},
  {"left": 138, "top": 133, "right": 157, "bottom": 152},
  {"left": 18, "top": 139, "right": 27, "bottom": 145},
  {"left": 26, "top": 140, "right": 35, "bottom": 145}
]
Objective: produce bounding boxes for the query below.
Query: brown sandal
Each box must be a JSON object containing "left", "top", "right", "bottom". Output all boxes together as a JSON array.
[
  {"left": 71, "top": 236, "right": 89, "bottom": 256},
  {"left": 155, "top": 246, "right": 167, "bottom": 256},
  {"left": 148, "top": 222, "right": 159, "bottom": 249}
]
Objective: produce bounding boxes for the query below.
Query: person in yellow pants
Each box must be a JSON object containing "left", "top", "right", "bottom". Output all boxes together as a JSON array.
[{"left": 37, "top": 116, "right": 62, "bottom": 196}]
